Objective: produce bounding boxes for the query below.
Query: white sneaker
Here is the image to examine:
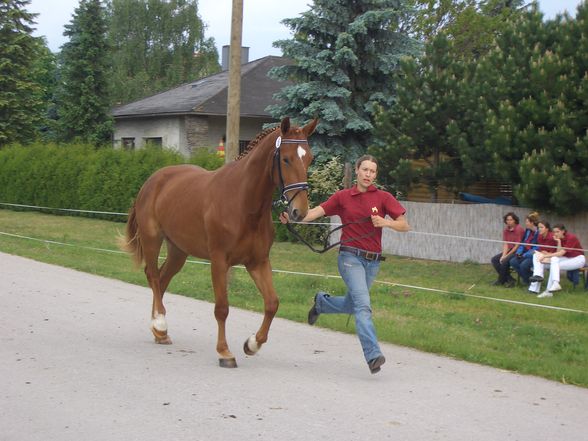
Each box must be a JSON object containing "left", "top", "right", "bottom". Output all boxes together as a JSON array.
[
  {"left": 549, "top": 281, "right": 562, "bottom": 292},
  {"left": 537, "top": 290, "right": 553, "bottom": 298}
]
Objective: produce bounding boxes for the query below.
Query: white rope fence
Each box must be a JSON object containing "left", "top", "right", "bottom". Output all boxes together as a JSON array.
[
  {"left": 1, "top": 201, "right": 586, "bottom": 253},
  {"left": 0, "top": 228, "right": 586, "bottom": 315}
]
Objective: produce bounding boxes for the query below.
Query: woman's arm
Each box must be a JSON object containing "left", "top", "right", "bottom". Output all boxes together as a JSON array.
[
  {"left": 280, "top": 206, "right": 325, "bottom": 224},
  {"left": 302, "top": 206, "right": 326, "bottom": 223},
  {"left": 371, "top": 214, "right": 410, "bottom": 232}
]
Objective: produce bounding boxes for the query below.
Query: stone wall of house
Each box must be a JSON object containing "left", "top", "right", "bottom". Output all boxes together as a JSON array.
[
  {"left": 113, "top": 116, "right": 186, "bottom": 154},
  {"left": 115, "top": 114, "right": 281, "bottom": 157},
  {"left": 185, "top": 115, "right": 210, "bottom": 154}
]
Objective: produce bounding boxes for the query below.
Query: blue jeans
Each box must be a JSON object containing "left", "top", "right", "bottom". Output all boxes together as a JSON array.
[
  {"left": 315, "top": 251, "right": 382, "bottom": 363},
  {"left": 510, "top": 255, "right": 533, "bottom": 285}
]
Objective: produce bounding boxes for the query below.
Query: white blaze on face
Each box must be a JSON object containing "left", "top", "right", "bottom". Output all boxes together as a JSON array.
[{"left": 297, "top": 145, "right": 307, "bottom": 162}]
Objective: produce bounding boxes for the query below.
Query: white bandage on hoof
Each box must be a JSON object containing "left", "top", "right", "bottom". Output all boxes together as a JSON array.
[
  {"left": 247, "top": 335, "right": 260, "bottom": 354},
  {"left": 151, "top": 314, "right": 168, "bottom": 332}
]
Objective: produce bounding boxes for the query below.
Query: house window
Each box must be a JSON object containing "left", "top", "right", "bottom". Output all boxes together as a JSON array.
[
  {"left": 239, "top": 140, "right": 250, "bottom": 155},
  {"left": 122, "top": 137, "right": 135, "bottom": 150},
  {"left": 144, "top": 137, "right": 163, "bottom": 148}
]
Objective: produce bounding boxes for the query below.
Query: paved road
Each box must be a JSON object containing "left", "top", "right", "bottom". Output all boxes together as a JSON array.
[{"left": 2, "top": 252, "right": 587, "bottom": 441}]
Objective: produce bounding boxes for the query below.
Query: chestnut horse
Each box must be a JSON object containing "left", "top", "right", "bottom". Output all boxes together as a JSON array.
[{"left": 121, "top": 117, "right": 317, "bottom": 367}]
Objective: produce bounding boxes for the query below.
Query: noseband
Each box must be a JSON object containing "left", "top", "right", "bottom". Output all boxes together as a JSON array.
[{"left": 272, "top": 137, "right": 309, "bottom": 206}]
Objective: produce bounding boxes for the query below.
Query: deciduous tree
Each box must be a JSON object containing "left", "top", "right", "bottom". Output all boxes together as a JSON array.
[{"left": 107, "top": 0, "right": 219, "bottom": 105}]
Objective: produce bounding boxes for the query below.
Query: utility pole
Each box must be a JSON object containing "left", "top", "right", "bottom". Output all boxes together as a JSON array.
[{"left": 225, "top": 0, "right": 243, "bottom": 162}]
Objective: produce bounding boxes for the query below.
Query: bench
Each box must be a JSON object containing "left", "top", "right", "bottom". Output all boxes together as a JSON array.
[
  {"left": 514, "top": 266, "right": 588, "bottom": 289},
  {"left": 576, "top": 266, "right": 588, "bottom": 289},
  {"left": 564, "top": 266, "right": 588, "bottom": 289}
]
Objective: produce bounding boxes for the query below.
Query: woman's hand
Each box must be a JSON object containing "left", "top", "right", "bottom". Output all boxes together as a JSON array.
[
  {"left": 279, "top": 212, "right": 290, "bottom": 224},
  {"left": 370, "top": 214, "right": 386, "bottom": 228}
]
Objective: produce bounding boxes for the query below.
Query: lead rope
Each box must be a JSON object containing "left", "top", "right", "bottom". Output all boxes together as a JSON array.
[{"left": 278, "top": 212, "right": 375, "bottom": 254}]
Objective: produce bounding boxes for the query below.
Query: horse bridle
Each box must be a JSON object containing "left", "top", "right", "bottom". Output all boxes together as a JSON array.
[{"left": 272, "top": 136, "right": 310, "bottom": 206}]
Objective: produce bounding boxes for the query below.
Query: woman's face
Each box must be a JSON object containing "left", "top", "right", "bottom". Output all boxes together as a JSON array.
[
  {"left": 553, "top": 228, "right": 564, "bottom": 240},
  {"left": 538, "top": 223, "right": 548, "bottom": 235},
  {"left": 505, "top": 216, "right": 516, "bottom": 228},
  {"left": 525, "top": 218, "right": 535, "bottom": 229},
  {"left": 355, "top": 160, "right": 377, "bottom": 191}
]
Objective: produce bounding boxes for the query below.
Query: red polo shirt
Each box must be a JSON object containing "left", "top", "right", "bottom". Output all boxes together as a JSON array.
[
  {"left": 537, "top": 232, "right": 557, "bottom": 253},
  {"left": 561, "top": 232, "right": 584, "bottom": 258},
  {"left": 503, "top": 224, "right": 524, "bottom": 251},
  {"left": 320, "top": 185, "right": 406, "bottom": 253}
]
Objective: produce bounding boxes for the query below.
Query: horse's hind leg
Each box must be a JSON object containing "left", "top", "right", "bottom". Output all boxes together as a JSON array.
[
  {"left": 159, "top": 240, "right": 188, "bottom": 296},
  {"left": 243, "top": 259, "right": 279, "bottom": 356},
  {"left": 140, "top": 233, "right": 170, "bottom": 344},
  {"left": 210, "top": 257, "right": 237, "bottom": 368},
  {"left": 148, "top": 240, "right": 188, "bottom": 344}
]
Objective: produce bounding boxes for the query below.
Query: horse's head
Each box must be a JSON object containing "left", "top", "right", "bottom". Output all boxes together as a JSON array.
[{"left": 273, "top": 117, "right": 318, "bottom": 222}]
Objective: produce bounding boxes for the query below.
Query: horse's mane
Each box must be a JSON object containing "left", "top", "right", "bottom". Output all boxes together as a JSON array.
[{"left": 235, "top": 126, "right": 279, "bottom": 161}]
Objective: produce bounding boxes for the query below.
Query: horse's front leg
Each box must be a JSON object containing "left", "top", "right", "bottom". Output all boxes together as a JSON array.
[
  {"left": 243, "top": 259, "right": 279, "bottom": 356},
  {"left": 210, "top": 258, "right": 237, "bottom": 368}
]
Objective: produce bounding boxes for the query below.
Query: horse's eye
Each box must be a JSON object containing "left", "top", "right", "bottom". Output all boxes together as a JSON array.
[{"left": 283, "top": 157, "right": 290, "bottom": 165}]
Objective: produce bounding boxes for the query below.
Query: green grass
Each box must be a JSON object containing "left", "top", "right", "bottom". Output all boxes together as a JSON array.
[{"left": 1, "top": 208, "right": 587, "bottom": 387}]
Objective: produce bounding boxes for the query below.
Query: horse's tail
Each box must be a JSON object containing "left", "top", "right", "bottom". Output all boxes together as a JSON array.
[{"left": 118, "top": 203, "right": 144, "bottom": 268}]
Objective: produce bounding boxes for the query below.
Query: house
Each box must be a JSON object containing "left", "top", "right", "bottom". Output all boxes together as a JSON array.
[{"left": 112, "top": 48, "right": 291, "bottom": 157}]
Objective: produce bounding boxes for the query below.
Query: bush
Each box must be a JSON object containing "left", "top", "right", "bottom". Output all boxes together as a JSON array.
[{"left": 0, "top": 143, "right": 222, "bottom": 220}]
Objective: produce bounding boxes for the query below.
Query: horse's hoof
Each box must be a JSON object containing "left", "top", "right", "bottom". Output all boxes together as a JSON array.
[
  {"left": 151, "top": 326, "right": 172, "bottom": 344},
  {"left": 243, "top": 334, "right": 260, "bottom": 356},
  {"left": 219, "top": 357, "right": 238, "bottom": 368},
  {"left": 243, "top": 341, "right": 255, "bottom": 356},
  {"left": 154, "top": 335, "right": 172, "bottom": 345}
]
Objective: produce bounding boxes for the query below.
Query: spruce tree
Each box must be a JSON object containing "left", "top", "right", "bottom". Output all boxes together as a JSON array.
[
  {"left": 57, "top": 0, "right": 112, "bottom": 145},
  {"left": 0, "top": 0, "right": 44, "bottom": 146},
  {"left": 33, "top": 41, "right": 59, "bottom": 141},
  {"left": 269, "top": 0, "right": 419, "bottom": 162}
]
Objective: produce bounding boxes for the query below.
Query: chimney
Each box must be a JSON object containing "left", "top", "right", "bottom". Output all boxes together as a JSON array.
[{"left": 221, "top": 45, "right": 250, "bottom": 71}]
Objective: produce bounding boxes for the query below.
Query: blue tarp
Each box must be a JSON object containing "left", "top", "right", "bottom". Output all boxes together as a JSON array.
[{"left": 459, "top": 192, "right": 513, "bottom": 205}]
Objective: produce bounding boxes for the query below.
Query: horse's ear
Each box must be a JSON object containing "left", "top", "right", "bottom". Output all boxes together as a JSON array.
[
  {"left": 280, "top": 117, "right": 290, "bottom": 135},
  {"left": 303, "top": 118, "right": 319, "bottom": 137}
]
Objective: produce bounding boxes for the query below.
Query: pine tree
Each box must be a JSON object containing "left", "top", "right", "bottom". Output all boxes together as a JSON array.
[
  {"left": 370, "top": 34, "right": 466, "bottom": 200},
  {"left": 269, "top": 0, "right": 419, "bottom": 162},
  {"left": 0, "top": 0, "right": 44, "bottom": 146},
  {"left": 371, "top": 0, "right": 529, "bottom": 201},
  {"left": 515, "top": 4, "right": 588, "bottom": 214},
  {"left": 107, "top": 0, "right": 219, "bottom": 105},
  {"left": 57, "top": 0, "right": 112, "bottom": 145}
]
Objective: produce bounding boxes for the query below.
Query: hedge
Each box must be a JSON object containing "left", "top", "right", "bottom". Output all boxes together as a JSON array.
[
  {"left": 0, "top": 143, "right": 333, "bottom": 245},
  {"left": 0, "top": 143, "right": 223, "bottom": 221}
]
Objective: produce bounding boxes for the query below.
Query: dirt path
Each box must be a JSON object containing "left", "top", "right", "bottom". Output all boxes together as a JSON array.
[{"left": 2, "top": 252, "right": 586, "bottom": 441}]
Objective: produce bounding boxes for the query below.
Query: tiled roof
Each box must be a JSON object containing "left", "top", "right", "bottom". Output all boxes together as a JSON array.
[{"left": 112, "top": 56, "right": 291, "bottom": 118}]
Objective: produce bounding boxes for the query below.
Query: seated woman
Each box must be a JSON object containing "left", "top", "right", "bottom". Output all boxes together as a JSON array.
[
  {"left": 529, "top": 224, "right": 586, "bottom": 298},
  {"left": 509, "top": 212, "right": 539, "bottom": 285},
  {"left": 491, "top": 212, "right": 524, "bottom": 287},
  {"left": 522, "top": 221, "right": 556, "bottom": 291}
]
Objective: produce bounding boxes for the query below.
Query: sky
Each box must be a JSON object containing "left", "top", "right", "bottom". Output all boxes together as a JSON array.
[{"left": 27, "top": 0, "right": 586, "bottom": 61}]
